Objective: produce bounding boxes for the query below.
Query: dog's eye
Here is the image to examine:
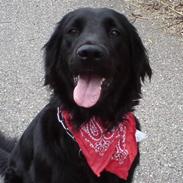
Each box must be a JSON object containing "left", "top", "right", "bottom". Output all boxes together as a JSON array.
[
  {"left": 109, "top": 28, "right": 120, "bottom": 38},
  {"left": 67, "top": 28, "right": 80, "bottom": 35}
]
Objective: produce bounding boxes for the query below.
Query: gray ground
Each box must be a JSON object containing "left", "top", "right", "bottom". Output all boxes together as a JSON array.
[{"left": 0, "top": 0, "right": 182, "bottom": 182}]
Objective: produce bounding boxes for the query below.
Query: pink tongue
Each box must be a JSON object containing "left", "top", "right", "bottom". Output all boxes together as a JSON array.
[{"left": 73, "top": 75, "right": 102, "bottom": 108}]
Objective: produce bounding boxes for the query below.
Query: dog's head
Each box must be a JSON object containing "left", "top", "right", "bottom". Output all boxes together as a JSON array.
[{"left": 44, "top": 8, "right": 152, "bottom": 128}]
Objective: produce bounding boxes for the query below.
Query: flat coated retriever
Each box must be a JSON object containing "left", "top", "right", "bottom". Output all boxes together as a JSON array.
[{"left": 0, "top": 8, "right": 152, "bottom": 183}]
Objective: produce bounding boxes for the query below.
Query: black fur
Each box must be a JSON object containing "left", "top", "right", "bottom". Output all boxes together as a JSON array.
[{"left": 0, "top": 8, "right": 151, "bottom": 183}]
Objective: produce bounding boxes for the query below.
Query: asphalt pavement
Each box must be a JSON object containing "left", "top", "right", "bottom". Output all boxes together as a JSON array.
[{"left": 0, "top": 0, "right": 183, "bottom": 182}]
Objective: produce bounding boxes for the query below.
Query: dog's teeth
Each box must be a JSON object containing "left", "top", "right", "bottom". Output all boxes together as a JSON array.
[
  {"left": 101, "top": 78, "right": 106, "bottom": 85},
  {"left": 74, "top": 76, "right": 79, "bottom": 85}
]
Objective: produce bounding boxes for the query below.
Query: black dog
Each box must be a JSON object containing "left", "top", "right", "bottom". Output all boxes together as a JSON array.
[{"left": 0, "top": 8, "right": 152, "bottom": 183}]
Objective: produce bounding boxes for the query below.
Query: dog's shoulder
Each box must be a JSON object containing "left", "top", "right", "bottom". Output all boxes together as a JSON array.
[
  {"left": 8, "top": 104, "right": 64, "bottom": 173},
  {"left": 10, "top": 104, "right": 59, "bottom": 156},
  {"left": 19, "top": 104, "right": 57, "bottom": 138}
]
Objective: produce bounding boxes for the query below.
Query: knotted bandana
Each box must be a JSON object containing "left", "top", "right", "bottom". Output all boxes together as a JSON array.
[{"left": 57, "top": 107, "right": 138, "bottom": 180}]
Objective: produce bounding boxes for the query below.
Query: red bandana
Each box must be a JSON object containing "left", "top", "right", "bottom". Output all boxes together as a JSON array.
[{"left": 57, "top": 108, "right": 138, "bottom": 180}]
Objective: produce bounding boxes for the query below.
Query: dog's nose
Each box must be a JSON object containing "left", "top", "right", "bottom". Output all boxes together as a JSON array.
[{"left": 77, "top": 45, "right": 105, "bottom": 61}]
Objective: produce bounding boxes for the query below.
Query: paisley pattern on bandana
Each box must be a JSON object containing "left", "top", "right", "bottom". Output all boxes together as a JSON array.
[
  {"left": 58, "top": 107, "right": 138, "bottom": 180},
  {"left": 80, "top": 117, "right": 128, "bottom": 162},
  {"left": 80, "top": 117, "right": 120, "bottom": 156}
]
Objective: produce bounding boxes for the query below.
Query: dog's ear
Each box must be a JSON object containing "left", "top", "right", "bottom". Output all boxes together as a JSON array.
[
  {"left": 117, "top": 12, "right": 152, "bottom": 82},
  {"left": 129, "top": 24, "right": 152, "bottom": 82},
  {"left": 43, "top": 14, "right": 69, "bottom": 88},
  {"left": 44, "top": 23, "right": 63, "bottom": 87}
]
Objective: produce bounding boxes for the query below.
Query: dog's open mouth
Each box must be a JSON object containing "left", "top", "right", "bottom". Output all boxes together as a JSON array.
[{"left": 73, "top": 74, "right": 110, "bottom": 108}]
